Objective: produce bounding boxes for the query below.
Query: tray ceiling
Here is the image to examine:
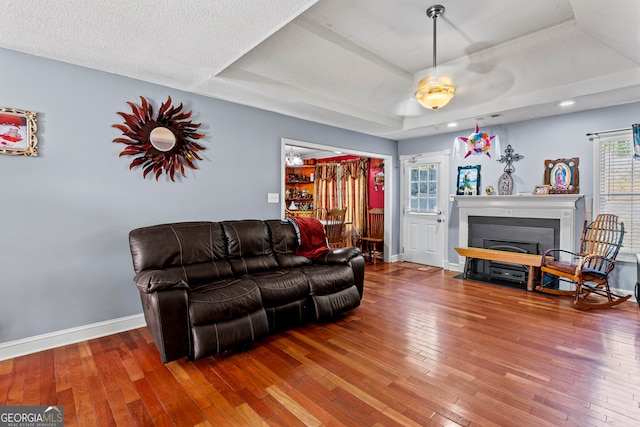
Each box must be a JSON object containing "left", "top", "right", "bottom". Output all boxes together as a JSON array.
[{"left": 1, "top": 0, "right": 638, "bottom": 140}]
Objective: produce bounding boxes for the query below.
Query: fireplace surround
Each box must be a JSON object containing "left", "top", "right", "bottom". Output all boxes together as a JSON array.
[{"left": 454, "top": 195, "right": 585, "bottom": 279}]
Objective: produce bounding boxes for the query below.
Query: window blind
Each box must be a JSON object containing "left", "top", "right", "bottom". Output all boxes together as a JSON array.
[{"left": 595, "top": 130, "right": 640, "bottom": 253}]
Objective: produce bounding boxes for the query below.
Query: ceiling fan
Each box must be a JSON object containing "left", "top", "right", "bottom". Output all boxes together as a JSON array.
[
  {"left": 415, "top": 5, "right": 456, "bottom": 111},
  {"left": 397, "top": 4, "right": 514, "bottom": 121}
]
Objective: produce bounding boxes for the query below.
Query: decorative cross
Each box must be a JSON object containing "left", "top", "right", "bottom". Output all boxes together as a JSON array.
[{"left": 497, "top": 145, "right": 524, "bottom": 174}]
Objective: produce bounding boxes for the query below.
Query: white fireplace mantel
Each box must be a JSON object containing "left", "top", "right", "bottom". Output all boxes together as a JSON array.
[{"left": 454, "top": 194, "right": 584, "bottom": 258}]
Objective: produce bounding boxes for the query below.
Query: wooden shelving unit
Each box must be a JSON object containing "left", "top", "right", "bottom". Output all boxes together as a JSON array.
[{"left": 285, "top": 164, "right": 315, "bottom": 217}]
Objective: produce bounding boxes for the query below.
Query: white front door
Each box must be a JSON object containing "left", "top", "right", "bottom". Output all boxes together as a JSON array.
[{"left": 400, "top": 151, "right": 449, "bottom": 267}]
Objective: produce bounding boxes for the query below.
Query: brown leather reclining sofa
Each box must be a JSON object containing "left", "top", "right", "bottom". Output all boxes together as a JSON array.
[{"left": 128, "top": 219, "right": 364, "bottom": 363}]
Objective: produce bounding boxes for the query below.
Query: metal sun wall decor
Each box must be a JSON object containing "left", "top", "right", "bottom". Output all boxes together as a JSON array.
[
  {"left": 112, "top": 96, "right": 205, "bottom": 181},
  {"left": 496, "top": 144, "right": 524, "bottom": 195},
  {"left": 0, "top": 107, "right": 38, "bottom": 156}
]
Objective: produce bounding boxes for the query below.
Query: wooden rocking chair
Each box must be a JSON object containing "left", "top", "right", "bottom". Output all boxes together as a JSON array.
[{"left": 537, "top": 214, "right": 631, "bottom": 309}]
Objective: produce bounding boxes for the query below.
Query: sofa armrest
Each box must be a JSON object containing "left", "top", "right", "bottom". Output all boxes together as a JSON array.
[
  {"left": 139, "top": 289, "right": 190, "bottom": 363},
  {"left": 312, "top": 247, "right": 365, "bottom": 299},
  {"left": 313, "top": 247, "right": 361, "bottom": 265},
  {"left": 134, "top": 269, "right": 188, "bottom": 293}
]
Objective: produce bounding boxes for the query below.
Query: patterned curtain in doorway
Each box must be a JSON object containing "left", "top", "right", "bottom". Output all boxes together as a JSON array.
[
  {"left": 314, "top": 158, "right": 369, "bottom": 245},
  {"left": 340, "top": 158, "right": 369, "bottom": 244},
  {"left": 314, "top": 162, "right": 339, "bottom": 212}
]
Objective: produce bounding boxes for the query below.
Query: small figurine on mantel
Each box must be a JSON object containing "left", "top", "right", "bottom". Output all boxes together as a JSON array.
[{"left": 497, "top": 145, "right": 524, "bottom": 195}]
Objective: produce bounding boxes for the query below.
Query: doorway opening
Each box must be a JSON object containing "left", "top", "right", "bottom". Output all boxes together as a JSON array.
[{"left": 282, "top": 138, "right": 392, "bottom": 263}]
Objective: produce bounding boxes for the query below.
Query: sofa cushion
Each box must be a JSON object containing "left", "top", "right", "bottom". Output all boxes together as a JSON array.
[
  {"left": 191, "top": 310, "right": 269, "bottom": 359},
  {"left": 300, "top": 263, "right": 361, "bottom": 320},
  {"left": 129, "top": 222, "right": 233, "bottom": 283},
  {"left": 265, "top": 219, "right": 313, "bottom": 268},
  {"left": 310, "top": 285, "right": 361, "bottom": 320},
  {"left": 248, "top": 270, "right": 310, "bottom": 307},
  {"left": 188, "top": 278, "right": 264, "bottom": 325},
  {"left": 301, "top": 264, "right": 355, "bottom": 295},
  {"left": 222, "top": 220, "right": 279, "bottom": 275}
]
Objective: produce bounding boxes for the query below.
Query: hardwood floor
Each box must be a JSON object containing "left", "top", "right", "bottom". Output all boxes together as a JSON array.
[{"left": 1, "top": 263, "right": 639, "bottom": 426}]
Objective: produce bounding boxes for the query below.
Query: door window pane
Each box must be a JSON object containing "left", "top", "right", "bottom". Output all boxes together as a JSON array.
[{"left": 408, "top": 163, "right": 438, "bottom": 213}]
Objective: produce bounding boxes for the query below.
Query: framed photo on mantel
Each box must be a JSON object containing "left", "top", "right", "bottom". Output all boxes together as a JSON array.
[
  {"left": 456, "top": 165, "right": 481, "bottom": 195},
  {"left": 544, "top": 157, "right": 579, "bottom": 194},
  {"left": 534, "top": 185, "right": 550, "bottom": 195}
]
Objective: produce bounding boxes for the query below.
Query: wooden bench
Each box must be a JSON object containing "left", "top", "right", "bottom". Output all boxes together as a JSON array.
[{"left": 455, "top": 247, "right": 551, "bottom": 291}]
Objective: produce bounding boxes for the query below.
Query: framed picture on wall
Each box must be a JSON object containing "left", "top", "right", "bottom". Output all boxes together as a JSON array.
[
  {"left": 456, "top": 165, "right": 481, "bottom": 195},
  {"left": 543, "top": 157, "right": 579, "bottom": 194},
  {"left": 0, "top": 107, "right": 38, "bottom": 156}
]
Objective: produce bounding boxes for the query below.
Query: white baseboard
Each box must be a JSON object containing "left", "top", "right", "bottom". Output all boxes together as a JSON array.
[
  {"left": 0, "top": 314, "right": 146, "bottom": 361},
  {"left": 448, "top": 262, "right": 463, "bottom": 272}
]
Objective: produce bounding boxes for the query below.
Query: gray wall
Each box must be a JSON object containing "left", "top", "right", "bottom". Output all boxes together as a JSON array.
[
  {"left": 2, "top": 44, "right": 635, "bottom": 345},
  {"left": 0, "top": 48, "right": 397, "bottom": 343},
  {"left": 399, "top": 102, "right": 640, "bottom": 293}
]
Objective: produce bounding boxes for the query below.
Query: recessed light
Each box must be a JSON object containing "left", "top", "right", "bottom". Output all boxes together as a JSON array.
[
  {"left": 447, "top": 122, "right": 458, "bottom": 128},
  {"left": 559, "top": 100, "right": 575, "bottom": 107},
  {"left": 333, "top": 151, "right": 342, "bottom": 154}
]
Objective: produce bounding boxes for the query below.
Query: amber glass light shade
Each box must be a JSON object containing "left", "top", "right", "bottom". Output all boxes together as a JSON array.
[{"left": 415, "top": 76, "right": 455, "bottom": 110}]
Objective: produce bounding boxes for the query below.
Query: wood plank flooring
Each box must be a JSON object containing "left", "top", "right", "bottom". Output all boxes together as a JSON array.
[{"left": 1, "top": 262, "right": 639, "bottom": 426}]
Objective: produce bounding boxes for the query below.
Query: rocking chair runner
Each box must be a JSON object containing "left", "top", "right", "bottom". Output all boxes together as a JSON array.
[{"left": 536, "top": 214, "right": 631, "bottom": 309}]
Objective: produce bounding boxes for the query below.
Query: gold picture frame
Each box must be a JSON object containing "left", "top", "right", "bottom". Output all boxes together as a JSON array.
[
  {"left": 0, "top": 107, "right": 38, "bottom": 156},
  {"left": 534, "top": 184, "right": 550, "bottom": 195}
]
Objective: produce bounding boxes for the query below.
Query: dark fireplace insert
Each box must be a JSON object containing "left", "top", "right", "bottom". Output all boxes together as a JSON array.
[{"left": 466, "top": 216, "right": 560, "bottom": 288}]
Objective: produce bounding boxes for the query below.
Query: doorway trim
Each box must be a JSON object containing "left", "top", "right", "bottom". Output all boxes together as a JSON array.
[{"left": 281, "top": 137, "right": 394, "bottom": 263}]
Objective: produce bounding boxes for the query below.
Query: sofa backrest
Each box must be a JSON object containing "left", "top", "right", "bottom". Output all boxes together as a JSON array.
[
  {"left": 129, "top": 221, "right": 233, "bottom": 284},
  {"left": 265, "top": 220, "right": 312, "bottom": 268},
  {"left": 221, "top": 220, "right": 279, "bottom": 275}
]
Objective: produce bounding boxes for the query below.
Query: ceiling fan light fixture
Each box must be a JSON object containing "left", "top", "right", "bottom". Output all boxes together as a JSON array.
[
  {"left": 416, "top": 4, "right": 455, "bottom": 111},
  {"left": 415, "top": 76, "right": 456, "bottom": 110}
]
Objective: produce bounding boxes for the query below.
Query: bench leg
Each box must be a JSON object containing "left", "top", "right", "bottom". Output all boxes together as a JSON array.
[
  {"left": 527, "top": 266, "right": 537, "bottom": 292},
  {"left": 463, "top": 257, "right": 474, "bottom": 279}
]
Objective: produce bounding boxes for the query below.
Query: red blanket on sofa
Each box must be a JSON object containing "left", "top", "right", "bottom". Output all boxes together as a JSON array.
[{"left": 291, "top": 217, "right": 329, "bottom": 258}]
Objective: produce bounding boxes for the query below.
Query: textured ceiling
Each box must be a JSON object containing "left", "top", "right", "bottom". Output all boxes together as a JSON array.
[{"left": 1, "top": 0, "right": 639, "bottom": 140}]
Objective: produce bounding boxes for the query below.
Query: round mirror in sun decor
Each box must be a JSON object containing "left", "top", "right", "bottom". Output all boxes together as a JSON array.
[{"left": 112, "top": 96, "right": 205, "bottom": 181}]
